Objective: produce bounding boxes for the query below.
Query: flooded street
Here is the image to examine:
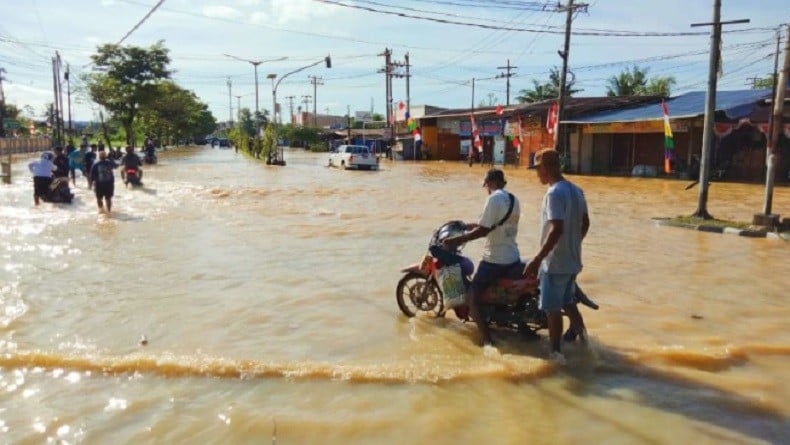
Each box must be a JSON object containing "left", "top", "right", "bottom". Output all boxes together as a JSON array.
[{"left": 1, "top": 147, "right": 788, "bottom": 444}]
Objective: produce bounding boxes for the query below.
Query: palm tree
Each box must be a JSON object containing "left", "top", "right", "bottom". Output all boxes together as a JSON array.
[
  {"left": 516, "top": 67, "right": 580, "bottom": 103},
  {"left": 606, "top": 66, "right": 649, "bottom": 96},
  {"left": 516, "top": 80, "right": 556, "bottom": 103},
  {"left": 643, "top": 76, "right": 676, "bottom": 97}
]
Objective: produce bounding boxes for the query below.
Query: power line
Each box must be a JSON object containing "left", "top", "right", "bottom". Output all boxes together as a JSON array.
[
  {"left": 117, "top": 0, "right": 167, "bottom": 44},
  {"left": 313, "top": 0, "right": 773, "bottom": 37}
]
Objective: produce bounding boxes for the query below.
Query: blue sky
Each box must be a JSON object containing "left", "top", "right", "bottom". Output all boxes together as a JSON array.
[{"left": 0, "top": 0, "right": 785, "bottom": 123}]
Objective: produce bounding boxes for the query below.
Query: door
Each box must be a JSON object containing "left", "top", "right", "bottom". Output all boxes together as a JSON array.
[{"left": 493, "top": 136, "right": 506, "bottom": 165}]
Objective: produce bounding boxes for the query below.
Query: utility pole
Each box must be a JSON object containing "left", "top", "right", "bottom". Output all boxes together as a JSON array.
[
  {"left": 285, "top": 95, "right": 295, "bottom": 124},
  {"left": 65, "top": 64, "right": 72, "bottom": 139},
  {"left": 391, "top": 53, "right": 411, "bottom": 116},
  {"left": 554, "top": 0, "right": 588, "bottom": 156},
  {"left": 51, "top": 54, "right": 62, "bottom": 146},
  {"left": 497, "top": 59, "right": 518, "bottom": 105},
  {"left": 301, "top": 95, "right": 312, "bottom": 126},
  {"left": 0, "top": 67, "right": 6, "bottom": 138},
  {"left": 378, "top": 48, "right": 393, "bottom": 142},
  {"left": 755, "top": 22, "right": 789, "bottom": 226},
  {"left": 690, "top": 0, "right": 749, "bottom": 219},
  {"left": 227, "top": 77, "right": 233, "bottom": 125},
  {"left": 309, "top": 75, "right": 323, "bottom": 127},
  {"left": 347, "top": 104, "right": 351, "bottom": 143}
]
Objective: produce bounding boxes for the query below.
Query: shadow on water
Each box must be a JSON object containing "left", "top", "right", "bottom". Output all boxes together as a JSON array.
[
  {"left": 563, "top": 347, "right": 787, "bottom": 444},
  {"left": 481, "top": 327, "right": 789, "bottom": 443}
]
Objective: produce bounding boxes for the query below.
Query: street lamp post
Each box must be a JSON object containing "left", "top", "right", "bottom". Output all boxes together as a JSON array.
[
  {"left": 223, "top": 54, "right": 287, "bottom": 136},
  {"left": 268, "top": 55, "right": 332, "bottom": 166}
]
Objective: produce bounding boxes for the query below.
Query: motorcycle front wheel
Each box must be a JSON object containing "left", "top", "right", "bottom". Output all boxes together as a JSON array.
[{"left": 396, "top": 272, "right": 443, "bottom": 317}]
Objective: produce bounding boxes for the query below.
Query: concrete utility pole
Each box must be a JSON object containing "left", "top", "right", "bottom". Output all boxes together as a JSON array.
[
  {"left": 497, "top": 59, "right": 518, "bottom": 106},
  {"left": 755, "top": 22, "right": 789, "bottom": 226},
  {"left": 378, "top": 48, "right": 393, "bottom": 142},
  {"left": 690, "top": 0, "right": 749, "bottom": 219},
  {"left": 301, "top": 95, "right": 312, "bottom": 126},
  {"left": 227, "top": 77, "right": 233, "bottom": 125},
  {"left": 309, "top": 75, "right": 323, "bottom": 127},
  {"left": 391, "top": 53, "right": 412, "bottom": 114},
  {"left": 51, "top": 54, "right": 63, "bottom": 146},
  {"left": 65, "top": 64, "right": 72, "bottom": 138},
  {"left": 554, "top": 0, "right": 588, "bottom": 156},
  {"left": 285, "top": 95, "right": 295, "bottom": 124},
  {"left": 0, "top": 66, "right": 6, "bottom": 138}
]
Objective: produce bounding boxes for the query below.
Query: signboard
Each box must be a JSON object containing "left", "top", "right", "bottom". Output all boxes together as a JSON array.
[
  {"left": 584, "top": 120, "right": 688, "bottom": 134},
  {"left": 355, "top": 111, "right": 373, "bottom": 122},
  {"left": 2, "top": 119, "right": 21, "bottom": 130},
  {"left": 460, "top": 139, "right": 470, "bottom": 156},
  {"left": 459, "top": 119, "right": 503, "bottom": 136}
]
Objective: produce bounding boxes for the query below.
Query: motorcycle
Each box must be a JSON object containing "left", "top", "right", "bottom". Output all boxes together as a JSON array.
[
  {"left": 143, "top": 152, "right": 157, "bottom": 165},
  {"left": 396, "top": 220, "right": 598, "bottom": 338},
  {"left": 41, "top": 177, "right": 74, "bottom": 204},
  {"left": 123, "top": 168, "right": 143, "bottom": 187}
]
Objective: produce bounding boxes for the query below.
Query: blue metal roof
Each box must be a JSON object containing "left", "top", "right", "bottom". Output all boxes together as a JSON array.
[{"left": 563, "top": 89, "right": 772, "bottom": 124}]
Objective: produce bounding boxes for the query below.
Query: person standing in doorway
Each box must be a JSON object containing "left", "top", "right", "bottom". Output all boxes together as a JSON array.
[
  {"left": 523, "top": 148, "right": 589, "bottom": 364},
  {"left": 89, "top": 150, "right": 117, "bottom": 213}
]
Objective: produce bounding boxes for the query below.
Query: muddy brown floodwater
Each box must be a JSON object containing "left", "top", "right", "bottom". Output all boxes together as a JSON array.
[{"left": 1, "top": 147, "right": 788, "bottom": 443}]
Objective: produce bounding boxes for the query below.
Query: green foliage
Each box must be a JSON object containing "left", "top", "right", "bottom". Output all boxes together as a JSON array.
[
  {"left": 751, "top": 74, "right": 776, "bottom": 90},
  {"left": 262, "top": 124, "right": 276, "bottom": 160},
  {"left": 136, "top": 81, "right": 216, "bottom": 145},
  {"left": 372, "top": 112, "right": 384, "bottom": 121},
  {"left": 606, "top": 65, "right": 675, "bottom": 97},
  {"left": 517, "top": 67, "right": 581, "bottom": 103},
  {"left": 282, "top": 124, "right": 323, "bottom": 148},
  {"left": 85, "top": 41, "right": 172, "bottom": 145},
  {"left": 237, "top": 108, "right": 256, "bottom": 136}
]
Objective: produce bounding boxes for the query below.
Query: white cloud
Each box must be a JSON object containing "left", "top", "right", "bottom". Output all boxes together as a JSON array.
[
  {"left": 236, "top": 0, "right": 261, "bottom": 6},
  {"left": 249, "top": 0, "right": 339, "bottom": 25},
  {"left": 202, "top": 5, "right": 243, "bottom": 20}
]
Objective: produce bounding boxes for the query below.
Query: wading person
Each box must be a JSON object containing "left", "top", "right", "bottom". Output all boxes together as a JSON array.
[
  {"left": 28, "top": 152, "right": 56, "bottom": 206},
  {"left": 89, "top": 150, "right": 117, "bottom": 213},
  {"left": 84, "top": 144, "right": 98, "bottom": 188},
  {"left": 52, "top": 146, "right": 69, "bottom": 179},
  {"left": 523, "top": 149, "right": 589, "bottom": 364},
  {"left": 442, "top": 168, "right": 521, "bottom": 347}
]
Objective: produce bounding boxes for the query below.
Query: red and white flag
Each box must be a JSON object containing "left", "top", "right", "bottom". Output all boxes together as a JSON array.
[
  {"left": 546, "top": 102, "right": 558, "bottom": 135},
  {"left": 470, "top": 113, "right": 481, "bottom": 149},
  {"left": 495, "top": 104, "right": 503, "bottom": 116}
]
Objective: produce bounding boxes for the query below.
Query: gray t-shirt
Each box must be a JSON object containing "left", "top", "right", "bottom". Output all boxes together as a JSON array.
[
  {"left": 540, "top": 180, "right": 587, "bottom": 274},
  {"left": 478, "top": 189, "right": 520, "bottom": 264}
]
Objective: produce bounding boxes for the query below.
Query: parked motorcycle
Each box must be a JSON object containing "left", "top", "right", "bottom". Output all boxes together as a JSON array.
[{"left": 396, "top": 220, "right": 598, "bottom": 337}]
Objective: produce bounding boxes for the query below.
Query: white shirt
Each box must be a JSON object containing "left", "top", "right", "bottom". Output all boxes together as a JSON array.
[
  {"left": 540, "top": 180, "right": 587, "bottom": 274},
  {"left": 28, "top": 159, "right": 56, "bottom": 177},
  {"left": 478, "top": 188, "right": 521, "bottom": 264}
]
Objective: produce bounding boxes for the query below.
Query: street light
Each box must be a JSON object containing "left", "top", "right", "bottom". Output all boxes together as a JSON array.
[
  {"left": 223, "top": 54, "right": 287, "bottom": 135},
  {"left": 268, "top": 55, "right": 332, "bottom": 166}
]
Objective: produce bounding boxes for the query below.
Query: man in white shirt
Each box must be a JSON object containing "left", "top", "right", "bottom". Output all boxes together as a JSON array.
[
  {"left": 442, "top": 168, "right": 521, "bottom": 346},
  {"left": 28, "top": 152, "right": 57, "bottom": 205},
  {"left": 524, "top": 149, "right": 589, "bottom": 362}
]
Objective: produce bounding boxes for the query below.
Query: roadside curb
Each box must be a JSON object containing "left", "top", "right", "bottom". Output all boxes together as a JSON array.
[{"left": 652, "top": 218, "right": 789, "bottom": 240}]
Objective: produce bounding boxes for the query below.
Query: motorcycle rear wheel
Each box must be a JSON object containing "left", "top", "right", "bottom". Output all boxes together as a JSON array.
[{"left": 396, "top": 272, "right": 443, "bottom": 317}]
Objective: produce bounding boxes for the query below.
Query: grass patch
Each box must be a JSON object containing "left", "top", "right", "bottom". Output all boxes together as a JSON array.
[{"left": 667, "top": 216, "right": 753, "bottom": 230}]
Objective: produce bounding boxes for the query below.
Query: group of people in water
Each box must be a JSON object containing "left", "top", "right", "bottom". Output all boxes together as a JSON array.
[{"left": 27, "top": 135, "right": 155, "bottom": 213}]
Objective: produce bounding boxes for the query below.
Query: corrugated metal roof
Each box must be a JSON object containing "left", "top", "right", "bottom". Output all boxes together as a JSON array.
[
  {"left": 563, "top": 89, "right": 772, "bottom": 124},
  {"left": 420, "top": 96, "right": 660, "bottom": 120}
]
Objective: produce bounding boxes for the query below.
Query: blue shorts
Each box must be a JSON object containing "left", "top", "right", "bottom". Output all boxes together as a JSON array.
[
  {"left": 471, "top": 261, "right": 522, "bottom": 294},
  {"left": 539, "top": 273, "right": 577, "bottom": 312}
]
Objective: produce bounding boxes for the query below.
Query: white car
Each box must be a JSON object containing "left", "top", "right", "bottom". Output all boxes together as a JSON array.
[{"left": 329, "top": 145, "right": 379, "bottom": 170}]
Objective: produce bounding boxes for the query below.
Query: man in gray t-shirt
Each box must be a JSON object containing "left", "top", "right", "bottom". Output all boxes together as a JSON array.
[
  {"left": 524, "top": 149, "right": 589, "bottom": 362},
  {"left": 442, "top": 168, "right": 521, "bottom": 346}
]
